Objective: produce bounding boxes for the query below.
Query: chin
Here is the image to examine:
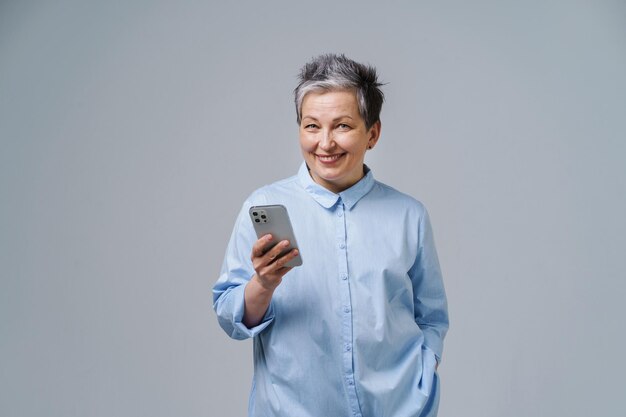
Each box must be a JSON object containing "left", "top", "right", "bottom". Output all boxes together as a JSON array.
[{"left": 313, "top": 166, "right": 344, "bottom": 179}]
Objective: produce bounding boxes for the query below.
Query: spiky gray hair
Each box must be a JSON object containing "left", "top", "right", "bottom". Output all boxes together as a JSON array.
[{"left": 294, "top": 53, "right": 385, "bottom": 129}]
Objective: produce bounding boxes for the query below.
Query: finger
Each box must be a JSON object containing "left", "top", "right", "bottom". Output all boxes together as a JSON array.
[
  {"left": 265, "top": 240, "right": 290, "bottom": 263},
  {"left": 275, "top": 266, "right": 293, "bottom": 276},
  {"left": 273, "top": 248, "right": 299, "bottom": 269},
  {"left": 258, "top": 249, "right": 298, "bottom": 280},
  {"left": 251, "top": 234, "right": 273, "bottom": 259}
]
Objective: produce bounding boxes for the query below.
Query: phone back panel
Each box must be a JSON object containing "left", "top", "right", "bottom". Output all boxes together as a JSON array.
[{"left": 249, "top": 204, "right": 302, "bottom": 267}]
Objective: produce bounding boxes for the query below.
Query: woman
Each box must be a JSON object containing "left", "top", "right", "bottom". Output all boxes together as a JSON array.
[{"left": 213, "top": 53, "right": 449, "bottom": 417}]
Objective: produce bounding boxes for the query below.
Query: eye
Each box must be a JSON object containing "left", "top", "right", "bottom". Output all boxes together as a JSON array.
[
  {"left": 337, "top": 123, "right": 351, "bottom": 130},
  {"left": 304, "top": 123, "right": 318, "bottom": 129}
]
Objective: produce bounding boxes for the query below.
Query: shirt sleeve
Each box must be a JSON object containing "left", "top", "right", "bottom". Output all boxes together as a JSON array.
[
  {"left": 409, "top": 206, "right": 449, "bottom": 362},
  {"left": 212, "top": 200, "right": 275, "bottom": 340}
]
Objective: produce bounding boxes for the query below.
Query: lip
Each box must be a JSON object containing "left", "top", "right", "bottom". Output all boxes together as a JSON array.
[{"left": 315, "top": 153, "right": 345, "bottom": 164}]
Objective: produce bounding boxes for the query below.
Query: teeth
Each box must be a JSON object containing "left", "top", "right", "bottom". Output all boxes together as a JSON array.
[{"left": 318, "top": 154, "right": 342, "bottom": 161}]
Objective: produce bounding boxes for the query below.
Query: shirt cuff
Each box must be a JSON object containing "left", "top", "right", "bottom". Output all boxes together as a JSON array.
[
  {"left": 229, "top": 283, "right": 275, "bottom": 339},
  {"left": 423, "top": 344, "right": 440, "bottom": 366},
  {"left": 421, "top": 327, "right": 444, "bottom": 363}
]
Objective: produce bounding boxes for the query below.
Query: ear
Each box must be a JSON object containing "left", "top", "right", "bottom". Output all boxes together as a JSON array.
[{"left": 367, "top": 121, "right": 381, "bottom": 149}]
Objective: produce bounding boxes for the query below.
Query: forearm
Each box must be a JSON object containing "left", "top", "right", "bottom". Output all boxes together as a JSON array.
[{"left": 243, "top": 275, "right": 275, "bottom": 328}]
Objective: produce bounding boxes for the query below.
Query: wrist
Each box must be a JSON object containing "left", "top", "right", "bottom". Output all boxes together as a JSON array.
[{"left": 250, "top": 274, "right": 278, "bottom": 295}]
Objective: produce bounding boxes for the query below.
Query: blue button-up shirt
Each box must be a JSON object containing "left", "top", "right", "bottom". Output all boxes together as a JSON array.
[{"left": 213, "top": 163, "right": 449, "bottom": 417}]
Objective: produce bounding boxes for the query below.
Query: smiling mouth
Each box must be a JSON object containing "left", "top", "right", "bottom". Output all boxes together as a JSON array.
[{"left": 316, "top": 153, "right": 345, "bottom": 163}]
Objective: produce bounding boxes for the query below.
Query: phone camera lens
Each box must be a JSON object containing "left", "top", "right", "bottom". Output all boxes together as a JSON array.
[
  {"left": 252, "top": 212, "right": 258, "bottom": 216},
  {"left": 255, "top": 219, "right": 260, "bottom": 223},
  {"left": 261, "top": 215, "right": 266, "bottom": 219}
]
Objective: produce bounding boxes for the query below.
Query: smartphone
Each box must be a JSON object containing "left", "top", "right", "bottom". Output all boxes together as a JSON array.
[{"left": 249, "top": 204, "right": 303, "bottom": 268}]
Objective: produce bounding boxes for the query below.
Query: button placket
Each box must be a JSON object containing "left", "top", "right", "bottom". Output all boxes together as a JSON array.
[{"left": 335, "top": 200, "right": 363, "bottom": 416}]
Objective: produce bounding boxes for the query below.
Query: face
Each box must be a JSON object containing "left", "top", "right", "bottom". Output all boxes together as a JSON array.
[{"left": 299, "top": 90, "right": 381, "bottom": 194}]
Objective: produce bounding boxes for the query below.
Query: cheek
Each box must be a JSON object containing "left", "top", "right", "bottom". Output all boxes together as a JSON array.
[
  {"left": 334, "top": 136, "right": 364, "bottom": 154},
  {"left": 299, "top": 135, "right": 317, "bottom": 153}
]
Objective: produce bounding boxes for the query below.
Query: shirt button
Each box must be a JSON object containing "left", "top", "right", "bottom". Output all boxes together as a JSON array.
[
  {"left": 337, "top": 210, "right": 343, "bottom": 217},
  {"left": 343, "top": 306, "right": 350, "bottom": 313},
  {"left": 345, "top": 343, "right": 352, "bottom": 351},
  {"left": 341, "top": 273, "right": 348, "bottom": 280},
  {"left": 347, "top": 379, "right": 354, "bottom": 386},
  {"left": 339, "top": 243, "right": 346, "bottom": 249}
]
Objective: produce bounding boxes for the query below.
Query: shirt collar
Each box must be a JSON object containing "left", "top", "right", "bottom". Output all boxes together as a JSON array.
[{"left": 297, "top": 161, "right": 375, "bottom": 210}]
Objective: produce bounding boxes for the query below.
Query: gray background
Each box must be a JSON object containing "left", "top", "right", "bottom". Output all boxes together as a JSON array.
[{"left": 1, "top": 1, "right": 625, "bottom": 416}]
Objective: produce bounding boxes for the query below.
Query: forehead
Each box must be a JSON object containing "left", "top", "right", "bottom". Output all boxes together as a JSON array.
[{"left": 301, "top": 90, "right": 360, "bottom": 118}]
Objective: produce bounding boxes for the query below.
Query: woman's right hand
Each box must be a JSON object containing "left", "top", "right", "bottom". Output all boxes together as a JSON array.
[
  {"left": 250, "top": 234, "right": 299, "bottom": 292},
  {"left": 243, "top": 234, "right": 299, "bottom": 328}
]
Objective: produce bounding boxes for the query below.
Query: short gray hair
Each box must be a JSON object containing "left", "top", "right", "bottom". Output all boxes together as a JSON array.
[{"left": 294, "top": 53, "right": 384, "bottom": 129}]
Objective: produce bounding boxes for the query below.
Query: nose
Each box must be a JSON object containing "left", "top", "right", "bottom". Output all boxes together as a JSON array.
[{"left": 318, "top": 130, "right": 335, "bottom": 151}]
